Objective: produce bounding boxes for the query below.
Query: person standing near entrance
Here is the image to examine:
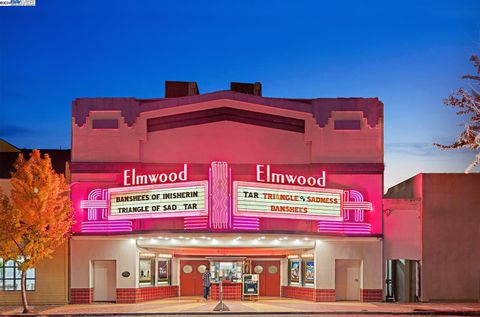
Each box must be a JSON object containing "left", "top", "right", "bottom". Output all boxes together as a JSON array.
[{"left": 202, "top": 267, "right": 211, "bottom": 301}]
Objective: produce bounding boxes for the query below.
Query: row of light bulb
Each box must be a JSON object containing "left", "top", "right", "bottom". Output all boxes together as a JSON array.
[{"left": 136, "top": 236, "right": 314, "bottom": 244}]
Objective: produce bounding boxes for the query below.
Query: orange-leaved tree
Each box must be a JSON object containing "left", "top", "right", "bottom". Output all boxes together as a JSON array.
[{"left": 0, "top": 150, "right": 74, "bottom": 313}]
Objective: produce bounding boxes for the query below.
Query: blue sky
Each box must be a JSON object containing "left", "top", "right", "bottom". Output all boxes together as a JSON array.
[{"left": 1, "top": 0, "right": 479, "bottom": 189}]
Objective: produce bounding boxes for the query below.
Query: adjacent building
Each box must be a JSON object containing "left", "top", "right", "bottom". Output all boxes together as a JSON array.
[
  {"left": 384, "top": 173, "right": 480, "bottom": 302},
  {"left": 0, "top": 140, "right": 70, "bottom": 305}
]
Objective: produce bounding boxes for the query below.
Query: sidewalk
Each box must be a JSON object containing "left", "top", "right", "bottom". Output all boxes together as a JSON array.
[{"left": 1, "top": 297, "right": 479, "bottom": 316}]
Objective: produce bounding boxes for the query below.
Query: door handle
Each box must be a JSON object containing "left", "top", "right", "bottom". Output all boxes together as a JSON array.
[{"left": 354, "top": 279, "right": 359, "bottom": 282}]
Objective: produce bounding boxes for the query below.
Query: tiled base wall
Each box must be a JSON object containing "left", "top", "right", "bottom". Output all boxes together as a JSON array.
[
  {"left": 360, "top": 289, "right": 383, "bottom": 302},
  {"left": 70, "top": 288, "right": 93, "bottom": 304},
  {"left": 315, "top": 289, "right": 336, "bottom": 302},
  {"left": 281, "top": 286, "right": 335, "bottom": 302},
  {"left": 71, "top": 286, "right": 178, "bottom": 304},
  {"left": 117, "top": 286, "right": 179, "bottom": 303},
  {"left": 211, "top": 283, "right": 242, "bottom": 300}
]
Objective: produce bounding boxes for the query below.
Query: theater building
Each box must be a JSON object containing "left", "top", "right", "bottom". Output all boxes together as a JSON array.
[{"left": 69, "top": 81, "right": 384, "bottom": 303}]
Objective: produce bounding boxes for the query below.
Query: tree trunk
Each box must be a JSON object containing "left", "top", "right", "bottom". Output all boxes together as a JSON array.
[{"left": 21, "top": 270, "right": 31, "bottom": 313}]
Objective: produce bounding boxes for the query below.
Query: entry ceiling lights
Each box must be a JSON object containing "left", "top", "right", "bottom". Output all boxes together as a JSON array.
[{"left": 135, "top": 234, "right": 316, "bottom": 249}]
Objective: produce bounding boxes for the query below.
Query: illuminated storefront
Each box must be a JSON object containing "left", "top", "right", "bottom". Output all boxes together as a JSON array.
[{"left": 69, "top": 81, "right": 384, "bottom": 303}]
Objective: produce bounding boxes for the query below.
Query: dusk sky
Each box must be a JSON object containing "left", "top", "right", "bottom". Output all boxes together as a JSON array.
[{"left": 1, "top": 0, "right": 479, "bottom": 190}]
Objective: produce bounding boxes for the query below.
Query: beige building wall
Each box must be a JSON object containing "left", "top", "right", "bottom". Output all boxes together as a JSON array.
[
  {"left": 421, "top": 174, "right": 480, "bottom": 301},
  {"left": 70, "top": 238, "right": 139, "bottom": 289},
  {"left": 0, "top": 243, "right": 68, "bottom": 305},
  {"left": 383, "top": 198, "right": 421, "bottom": 260},
  {"left": 314, "top": 239, "right": 383, "bottom": 290},
  {"left": 0, "top": 179, "right": 11, "bottom": 195}
]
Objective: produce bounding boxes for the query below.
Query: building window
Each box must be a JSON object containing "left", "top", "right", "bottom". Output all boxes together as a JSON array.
[
  {"left": 0, "top": 259, "right": 35, "bottom": 291},
  {"left": 182, "top": 265, "right": 193, "bottom": 274},
  {"left": 157, "top": 259, "right": 171, "bottom": 285},
  {"left": 139, "top": 257, "right": 155, "bottom": 287}
]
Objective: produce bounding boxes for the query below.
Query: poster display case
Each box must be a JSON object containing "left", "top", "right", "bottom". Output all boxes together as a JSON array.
[
  {"left": 157, "top": 258, "right": 171, "bottom": 285},
  {"left": 303, "top": 258, "right": 315, "bottom": 287},
  {"left": 139, "top": 257, "right": 155, "bottom": 286},
  {"left": 242, "top": 274, "right": 259, "bottom": 295},
  {"left": 288, "top": 259, "right": 301, "bottom": 286}
]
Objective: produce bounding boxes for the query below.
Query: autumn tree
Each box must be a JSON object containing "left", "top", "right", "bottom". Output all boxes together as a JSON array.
[
  {"left": 0, "top": 150, "right": 74, "bottom": 313},
  {"left": 434, "top": 55, "right": 480, "bottom": 173}
]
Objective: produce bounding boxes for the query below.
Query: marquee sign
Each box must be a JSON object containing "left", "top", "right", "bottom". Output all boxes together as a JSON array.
[
  {"left": 108, "top": 181, "right": 208, "bottom": 219},
  {"left": 233, "top": 181, "right": 343, "bottom": 221},
  {"left": 76, "top": 162, "right": 375, "bottom": 234}
]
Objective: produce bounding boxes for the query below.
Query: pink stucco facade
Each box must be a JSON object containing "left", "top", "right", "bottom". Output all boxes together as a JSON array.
[{"left": 70, "top": 91, "right": 384, "bottom": 236}]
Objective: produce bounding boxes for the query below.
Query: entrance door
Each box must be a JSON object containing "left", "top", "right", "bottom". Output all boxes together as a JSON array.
[
  {"left": 180, "top": 260, "right": 209, "bottom": 296},
  {"left": 335, "top": 259, "right": 361, "bottom": 301},
  {"left": 93, "top": 260, "right": 116, "bottom": 302},
  {"left": 251, "top": 260, "right": 280, "bottom": 297}
]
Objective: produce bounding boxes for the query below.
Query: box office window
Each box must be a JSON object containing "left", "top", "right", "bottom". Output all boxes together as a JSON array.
[
  {"left": 288, "top": 259, "right": 301, "bottom": 286},
  {"left": 302, "top": 258, "right": 315, "bottom": 287},
  {"left": 0, "top": 259, "right": 35, "bottom": 291},
  {"left": 157, "top": 259, "right": 171, "bottom": 285},
  {"left": 210, "top": 261, "right": 243, "bottom": 283},
  {"left": 139, "top": 258, "right": 155, "bottom": 287}
]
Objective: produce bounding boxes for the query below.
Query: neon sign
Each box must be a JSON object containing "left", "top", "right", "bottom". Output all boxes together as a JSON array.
[
  {"left": 76, "top": 162, "right": 374, "bottom": 235},
  {"left": 233, "top": 181, "right": 343, "bottom": 221},
  {"left": 256, "top": 164, "right": 326, "bottom": 187},
  {"left": 123, "top": 164, "right": 188, "bottom": 186},
  {"left": 108, "top": 181, "right": 208, "bottom": 219}
]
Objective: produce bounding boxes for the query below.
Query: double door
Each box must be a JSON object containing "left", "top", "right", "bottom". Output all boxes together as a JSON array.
[
  {"left": 251, "top": 260, "right": 280, "bottom": 297},
  {"left": 180, "top": 260, "right": 210, "bottom": 296}
]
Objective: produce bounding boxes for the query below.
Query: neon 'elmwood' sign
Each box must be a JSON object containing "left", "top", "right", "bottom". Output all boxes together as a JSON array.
[
  {"left": 108, "top": 181, "right": 208, "bottom": 219},
  {"left": 233, "top": 181, "right": 343, "bottom": 221}
]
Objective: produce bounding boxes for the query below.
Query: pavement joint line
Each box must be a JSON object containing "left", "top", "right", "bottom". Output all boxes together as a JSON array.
[{"left": 2, "top": 311, "right": 480, "bottom": 316}]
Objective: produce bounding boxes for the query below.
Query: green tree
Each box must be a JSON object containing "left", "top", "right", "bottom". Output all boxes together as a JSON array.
[
  {"left": 0, "top": 150, "right": 74, "bottom": 313},
  {"left": 434, "top": 55, "right": 480, "bottom": 173}
]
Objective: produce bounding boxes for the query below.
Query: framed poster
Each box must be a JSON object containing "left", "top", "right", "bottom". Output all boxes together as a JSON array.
[
  {"left": 139, "top": 258, "right": 154, "bottom": 286},
  {"left": 304, "top": 260, "right": 315, "bottom": 285},
  {"left": 242, "top": 274, "right": 259, "bottom": 295},
  {"left": 157, "top": 260, "right": 170, "bottom": 284},
  {"left": 289, "top": 260, "right": 300, "bottom": 284}
]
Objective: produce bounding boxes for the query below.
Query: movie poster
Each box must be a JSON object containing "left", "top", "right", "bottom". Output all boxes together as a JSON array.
[
  {"left": 243, "top": 274, "right": 259, "bottom": 295},
  {"left": 139, "top": 259, "right": 153, "bottom": 284},
  {"left": 158, "top": 260, "right": 169, "bottom": 283},
  {"left": 290, "top": 260, "right": 300, "bottom": 283},
  {"left": 305, "top": 261, "right": 314, "bottom": 284}
]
